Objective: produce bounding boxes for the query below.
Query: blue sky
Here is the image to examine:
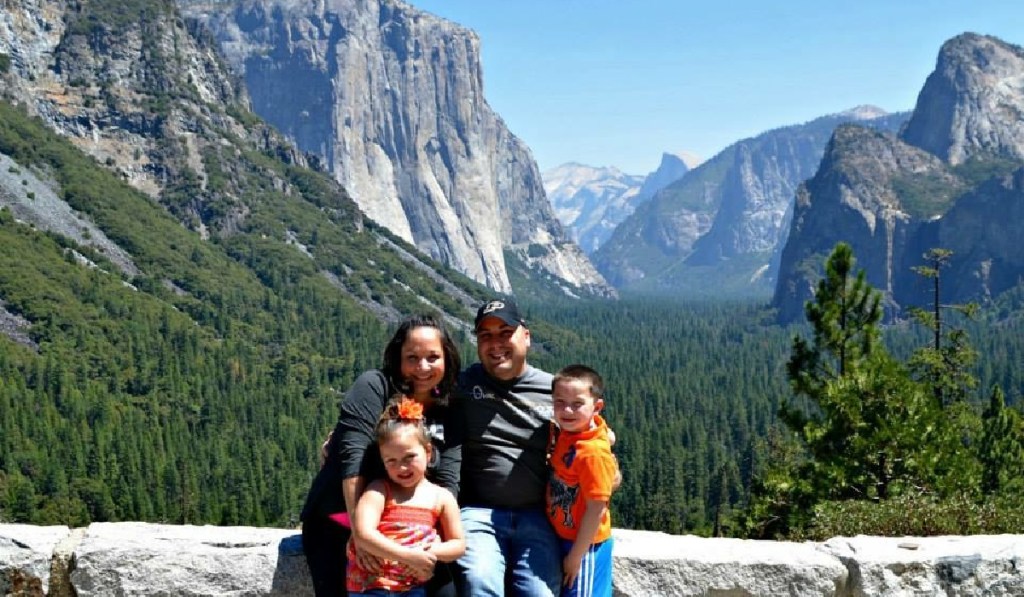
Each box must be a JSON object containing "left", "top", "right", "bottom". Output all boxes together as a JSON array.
[{"left": 409, "top": 1, "right": 1024, "bottom": 174}]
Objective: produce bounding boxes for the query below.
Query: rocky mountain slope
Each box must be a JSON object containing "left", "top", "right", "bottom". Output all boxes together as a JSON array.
[
  {"left": 543, "top": 153, "right": 694, "bottom": 254},
  {"left": 0, "top": 0, "right": 490, "bottom": 326},
  {"left": 178, "top": 0, "right": 614, "bottom": 298},
  {"left": 0, "top": 0, "right": 511, "bottom": 528},
  {"left": 773, "top": 33, "right": 1024, "bottom": 322},
  {"left": 594, "top": 107, "right": 906, "bottom": 296}
]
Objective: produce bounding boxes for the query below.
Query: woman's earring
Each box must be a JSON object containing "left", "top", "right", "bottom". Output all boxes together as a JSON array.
[{"left": 432, "top": 386, "right": 441, "bottom": 397}]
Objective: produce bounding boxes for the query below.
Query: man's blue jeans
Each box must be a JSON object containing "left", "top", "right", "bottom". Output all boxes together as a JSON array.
[{"left": 456, "top": 506, "right": 562, "bottom": 596}]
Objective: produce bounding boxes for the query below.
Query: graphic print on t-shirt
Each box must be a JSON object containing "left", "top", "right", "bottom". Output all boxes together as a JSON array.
[{"left": 548, "top": 473, "right": 579, "bottom": 529}]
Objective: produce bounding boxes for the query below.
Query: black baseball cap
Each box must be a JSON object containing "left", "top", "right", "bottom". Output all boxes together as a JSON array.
[{"left": 474, "top": 298, "right": 525, "bottom": 332}]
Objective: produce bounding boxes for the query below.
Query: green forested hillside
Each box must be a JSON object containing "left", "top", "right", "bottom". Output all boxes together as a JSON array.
[{"left": 0, "top": 99, "right": 487, "bottom": 527}]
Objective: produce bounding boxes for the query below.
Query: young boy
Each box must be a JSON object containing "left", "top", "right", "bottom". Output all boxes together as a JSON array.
[{"left": 546, "top": 364, "right": 616, "bottom": 597}]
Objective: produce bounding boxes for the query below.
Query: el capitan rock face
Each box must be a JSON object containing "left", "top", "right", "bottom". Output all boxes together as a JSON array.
[
  {"left": 773, "top": 34, "right": 1024, "bottom": 322},
  {"left": 181, "top": 0, "right": 615, "bottom": 297}
]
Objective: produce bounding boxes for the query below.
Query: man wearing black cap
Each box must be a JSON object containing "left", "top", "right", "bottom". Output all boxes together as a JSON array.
[{"left": 452, "top": 298, "right": 562, "bottom": 596}]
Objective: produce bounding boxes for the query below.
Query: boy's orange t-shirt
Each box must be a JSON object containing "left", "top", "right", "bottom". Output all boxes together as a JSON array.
[{"left": 546, "top": 414, "right": 615, "bottom": 543}]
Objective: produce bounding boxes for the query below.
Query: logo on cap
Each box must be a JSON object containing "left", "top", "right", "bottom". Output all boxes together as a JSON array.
[{"left": 481, "top": 301, "right": 505, "bottom": 315}]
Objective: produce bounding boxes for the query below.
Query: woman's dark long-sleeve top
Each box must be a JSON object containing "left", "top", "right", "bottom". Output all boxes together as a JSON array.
[{"left": 301, "top": 369, "right": 461, "bottom": 521}]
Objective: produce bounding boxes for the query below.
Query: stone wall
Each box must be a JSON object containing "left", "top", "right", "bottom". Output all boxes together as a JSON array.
[{"left": 2, "top": 523, "right": 1023, "bottom": 596}]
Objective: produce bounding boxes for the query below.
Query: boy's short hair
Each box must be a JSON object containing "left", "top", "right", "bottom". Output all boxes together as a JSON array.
[{"left": 552, "top": 364, "right": 605, "bottom": 401}]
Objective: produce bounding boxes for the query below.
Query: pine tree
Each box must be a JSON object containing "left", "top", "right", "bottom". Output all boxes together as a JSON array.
[
  {"left": 906, "top": 248, "right": 983, "bottom": 494},
  {"left": 750, "top": 243, "right": 946, "bottom": 536},
  {"left": 908, "top": 248, "right": 979, "bottom": 407},
  {"left": 780, "top": 243, "right": 915, "bottom": 499},
  {"left": 786, "top": 243, "right": 883, "bottom": 396},
  {"left": 979, "top": 386, "right": 1024, "bottom": 495}
]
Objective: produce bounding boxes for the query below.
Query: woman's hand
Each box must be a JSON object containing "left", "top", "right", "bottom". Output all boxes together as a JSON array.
[{"left": 348, "top": 535, "right": 382, "bottom": 573}]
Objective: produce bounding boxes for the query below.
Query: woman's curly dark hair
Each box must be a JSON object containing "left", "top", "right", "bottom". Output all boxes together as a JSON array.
[{"left": 381, "top": 314, "right": 461, "bottom": 404}]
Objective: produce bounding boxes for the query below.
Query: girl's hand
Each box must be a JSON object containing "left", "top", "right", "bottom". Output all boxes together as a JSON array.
[
  {"left": 412, "top": 564, "right": 434, "bottom": 583},
  {"left": 401, "top": 546, "right": 437, "bottom": 580},
  {"left": 419, "top": 541, "right": 443, "bottom": 581}
]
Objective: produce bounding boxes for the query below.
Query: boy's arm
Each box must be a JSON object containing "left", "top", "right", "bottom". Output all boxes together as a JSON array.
[
  {"left": 426, "top": 488, "right": 466, "bottom": 563},
  {"left": 562, "top": 499, "right": 608, "bottom": 587},
  {"left": 563, "top": 441, "right": 616, "bottom": 586},
  {"left": 352, "top": 481, "right": 437, "bottom": 576}
]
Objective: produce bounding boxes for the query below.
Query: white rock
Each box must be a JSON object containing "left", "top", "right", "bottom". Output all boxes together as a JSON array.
[
  {"left": 5, "top": 523, "right": 1024, "bottom": 596},
  {"left": 612, "top": 529, "right": 847, "bottom": 596},
  {"left": 70, "top": 522, "right": 311, "bottom": 596},
  {"left": 820, "top": 534, "right": 1024, "bottom": 596},
  {"left": 0, "top": 524, "right": 70, "bottom": 595}
]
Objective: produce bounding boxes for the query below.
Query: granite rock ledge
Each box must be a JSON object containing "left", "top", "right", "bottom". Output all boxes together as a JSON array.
[{"left": 2, "top": 523, "right": 1022, "bottom": 596}]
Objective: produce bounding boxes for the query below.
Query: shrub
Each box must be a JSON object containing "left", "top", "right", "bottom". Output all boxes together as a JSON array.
[{"left": 800, "top": 493, "right": 1024, "bottom": 539}]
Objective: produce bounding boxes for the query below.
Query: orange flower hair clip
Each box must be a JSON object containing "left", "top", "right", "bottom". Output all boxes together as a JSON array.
[{"left": 397, "top": 397, "right": 424, "bottom": 421}]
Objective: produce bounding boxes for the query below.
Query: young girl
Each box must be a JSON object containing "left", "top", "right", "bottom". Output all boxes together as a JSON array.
[{"left": 347, "top": 397, "right": 466, "bottom": 596}]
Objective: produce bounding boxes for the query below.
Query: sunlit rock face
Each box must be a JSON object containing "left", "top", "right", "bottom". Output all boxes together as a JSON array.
[
  {"left": 901, "top": 33, "right": 1024, "bottom": 166},
  {"left": 182, "top": 0, "right": 614, "bottom": 297},
  {"left": 594, "top": 107, "right": 904, "bottom": 294}
]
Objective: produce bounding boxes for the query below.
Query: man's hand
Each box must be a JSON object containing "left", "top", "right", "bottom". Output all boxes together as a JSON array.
[
  {"left": 611, "top": 453, "right": 623, "bottom": 491},
  {"left": 319, "top": 430, "right": 334, "bottom": 469},
  {"left": 606, "top": 428, "right": 623, "bottom": 491}
]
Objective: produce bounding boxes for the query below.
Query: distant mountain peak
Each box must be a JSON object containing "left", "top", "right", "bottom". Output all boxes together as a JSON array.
[
  {"left": 835, "top": 105, "right": 890, "bottom": 120},
  {"left": 663, "top": 150, "right": 704, "bottom": 170}
]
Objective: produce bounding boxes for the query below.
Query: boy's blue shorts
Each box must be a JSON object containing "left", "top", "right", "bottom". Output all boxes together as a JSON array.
[{"left": 560, "top": 536, "right": 613, "bottom": 597}]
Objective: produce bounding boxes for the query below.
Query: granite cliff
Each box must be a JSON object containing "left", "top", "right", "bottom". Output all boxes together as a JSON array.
[
  {"left": 0, "top": 0, "right": 491, "bottom": 325},
  {"left": 773, "top": 33, "right": 1024, "bottom": 322},
  {"left": 0, "top": 0, "right": 261, "bottom": 210},
  {"left": 902, "top": 33, "right": 1024, "bottom": 166},
  {"left": 179, "top": 0, "right": 615, "bottom": 298}
]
